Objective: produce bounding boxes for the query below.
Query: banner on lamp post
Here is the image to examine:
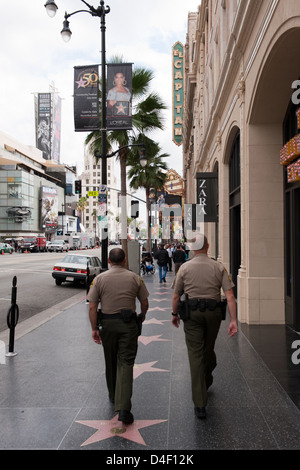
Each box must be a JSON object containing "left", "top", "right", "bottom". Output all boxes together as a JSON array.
[
  {"left": 106, "top": 63, "right": 132, "bottom": 130},
  {"left": 37, "top": 93, "right": 52, "bottom": 160},
  {"left": 74, "top": 65, "right": 99, "bottom": 131}
]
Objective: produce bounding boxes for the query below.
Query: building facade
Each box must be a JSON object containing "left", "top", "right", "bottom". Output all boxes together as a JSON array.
[
  {"left": 79, "top": 146, "right": 120, "bottom": 242},
  {"left": 183, "top": 0, "right": 300, "bottom": 330},
  {"left": 0, "top": 130, "right": 77, "bottom": 240}
]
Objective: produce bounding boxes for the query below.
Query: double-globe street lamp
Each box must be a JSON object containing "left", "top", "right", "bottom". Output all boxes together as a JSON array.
[{"left": 45, "top": 0, "right": 147, "bottom": 269}]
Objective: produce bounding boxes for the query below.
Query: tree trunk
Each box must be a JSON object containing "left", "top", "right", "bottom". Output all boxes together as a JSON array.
[{"left": 120, "top": 149, "right": 128, "bottom": 268}]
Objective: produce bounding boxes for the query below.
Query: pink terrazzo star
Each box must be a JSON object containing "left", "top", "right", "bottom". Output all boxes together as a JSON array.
[
  {"left": 138, "top": 335, "right": 171, "bottom": 345},
  {"left": 133, "top": 360, "right": 168, "bottom": 379},
  {"left": 147, "top": 307, "right": 168, "bottom": 312},
  {"left": 143, "top": 318, "right": 169, "bottom": 325},
  {"left": 76, "top": 415, "right": 167, "bottom": 447}
]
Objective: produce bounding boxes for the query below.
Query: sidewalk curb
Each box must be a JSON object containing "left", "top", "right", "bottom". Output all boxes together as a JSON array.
[{"left": 0, "top": 291, "right": 86, "bottom": 345}]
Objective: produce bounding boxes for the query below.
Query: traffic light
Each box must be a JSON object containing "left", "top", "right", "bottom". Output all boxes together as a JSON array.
[
  {"left": 75, "top": 180, "right": 82, "bottom": 196},
  {"left": 131, "top": 200, "right": 139, "bottom": 219}
]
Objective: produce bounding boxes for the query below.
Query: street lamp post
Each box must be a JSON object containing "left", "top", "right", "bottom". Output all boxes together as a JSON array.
[
  {"left": 45, "top": 0, "right": 110, "bottom": 266},
  {"left": 45, "top": 0, "right": 147, "bottom": 269}
]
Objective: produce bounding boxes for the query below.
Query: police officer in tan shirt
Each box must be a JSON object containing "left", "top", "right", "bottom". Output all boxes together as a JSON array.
[
  {"left": 88, "top": 248, "right": 149, "bottom": 425},
  {"left": 172, "top": 234, "right": 237, "bottom": 419}
]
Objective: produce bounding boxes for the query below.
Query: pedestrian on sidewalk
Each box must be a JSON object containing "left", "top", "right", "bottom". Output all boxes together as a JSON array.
[
  {"left": 87, "top": 248, "right": 149, "bottom": 425},
  {"left": 166, "top": 244, "right": 173, "bottom": 272},
  {"left": 172, "top": 244, "right": 186, "bottom": 274},
  {"left": 171, "top": 234, "right": 237, "bottom": 420},
  {"left": 154, "top": 244, "right": 169, "bottom": 283}
]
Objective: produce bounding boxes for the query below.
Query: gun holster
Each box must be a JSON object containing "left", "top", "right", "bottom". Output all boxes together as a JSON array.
[
  {"left": 120, "top": 309, "right": 135, "bottom": 323},
  {"left": 136, "top": 313, "right": 144, "bottom": 336},
  {"left": 177, "top": 294, "right": 190, "bottom": 321}
]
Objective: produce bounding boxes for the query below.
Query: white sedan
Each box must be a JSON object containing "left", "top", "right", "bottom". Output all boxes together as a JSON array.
[
  {"left": 52, "top": 253, "right": 103, "bottom": 286},
  {"left": 48, "top": 240, "right": 69, "bottom": 252}
]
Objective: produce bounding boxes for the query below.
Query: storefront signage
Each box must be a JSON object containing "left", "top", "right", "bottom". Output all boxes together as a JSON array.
[
  {"left": 195, "top": 173, "right": 218, "bottom": 223},
  {"left": 172, "top": 42, "right": 184, "bottom": 146},
  {"left": 280, "top": 126, "right": 300, "bottom": 182},
  {"left": 287, "top": 159, "right": 300, "bottom": 182}
]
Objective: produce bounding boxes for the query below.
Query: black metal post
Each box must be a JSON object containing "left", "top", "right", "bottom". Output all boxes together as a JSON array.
[
  {"left": 6, "top": 276, "right": 19, "bottom": 356},
  {"left": 100, "top": 1, "right": 109, "bottom": 270}
]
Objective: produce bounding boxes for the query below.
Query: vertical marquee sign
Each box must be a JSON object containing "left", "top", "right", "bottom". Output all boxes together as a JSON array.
[{"left": 172, "top": 42, "right": 184, "bottom": 146}]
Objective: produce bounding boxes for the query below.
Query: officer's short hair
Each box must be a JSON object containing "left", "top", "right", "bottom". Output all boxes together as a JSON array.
[{"left": 109, "top": 248, "right": 125, "bottom": 264}]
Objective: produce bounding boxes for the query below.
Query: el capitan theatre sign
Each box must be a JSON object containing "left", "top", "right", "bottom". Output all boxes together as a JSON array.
[{"left": 172, "top": 41, "right": 184, "bottom": 146}]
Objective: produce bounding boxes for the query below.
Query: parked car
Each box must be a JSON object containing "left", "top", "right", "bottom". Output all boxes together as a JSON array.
[
  {"left": 0, "top": 243, "right": 14, "bottom": 254},
  {"left": 48, "top": 240, "right": 69, "bottom": 252},
  {"left": 20, "top": 237, "right": 47, "bottom": 252},
  {"left": 52, "top": 253, "right": 103, "bottom": 286}
]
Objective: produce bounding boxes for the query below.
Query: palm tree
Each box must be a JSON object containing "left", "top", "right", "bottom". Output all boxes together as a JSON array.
[
  {"left": 85, "top": 57, "right": 167, "bottom": 265},
  {"left": 76, "top": 197, "right": 88, "bottom": 228},
  {"left": 127, "top": 141, "right": 169, "bottom": 251}
]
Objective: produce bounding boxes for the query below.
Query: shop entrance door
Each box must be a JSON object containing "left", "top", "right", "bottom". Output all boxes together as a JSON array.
[
  {"left": 285, "top": 186, "right": 300, "bottom": 331},
  {"left": 229, "top": 133, "right": 241, "bottom": 298}
]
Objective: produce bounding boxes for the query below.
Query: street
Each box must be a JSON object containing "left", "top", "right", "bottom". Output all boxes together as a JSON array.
[{"left": 0, "top": 249, "right": 100, "bottom": 333}]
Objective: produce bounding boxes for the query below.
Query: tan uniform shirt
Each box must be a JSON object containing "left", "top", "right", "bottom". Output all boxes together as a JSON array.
[
  {"left": 87, "top": 265, "right": 149, "bottom": 314},
  {"left": 173, "top": 253, "right": 234, "bottom": 301}
]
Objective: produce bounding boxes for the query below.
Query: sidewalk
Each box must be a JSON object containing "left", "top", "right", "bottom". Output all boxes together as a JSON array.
[{"left": 0, "top": 269, "right": 300, "bottom": 452}]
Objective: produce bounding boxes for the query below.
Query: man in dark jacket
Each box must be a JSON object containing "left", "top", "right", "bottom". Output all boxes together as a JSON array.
[
  {"left": 155, "top": 244, "right": 169, "bottom": 283},
  {"left": 173, "top": 244, "right": 186, "bottom": 273}
]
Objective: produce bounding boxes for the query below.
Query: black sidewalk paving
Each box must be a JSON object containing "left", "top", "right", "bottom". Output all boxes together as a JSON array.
[{"left": 0, "top": 268, "right": 300, "bottom": 454}]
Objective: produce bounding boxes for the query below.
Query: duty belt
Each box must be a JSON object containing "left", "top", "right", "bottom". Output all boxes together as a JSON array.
[
  {"left": 100, "top": 309, "right": 137, "bottom": 322},
  {"left": 188, "top": 298, "right": 220, "bottom": 311}
]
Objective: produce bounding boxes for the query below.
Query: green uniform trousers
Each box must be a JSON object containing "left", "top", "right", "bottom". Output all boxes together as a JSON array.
[
  {"left": 183, "top": 307, "right": 222, "bottom": 408},
  {"left": 100, "top": 317, "right": 138, "bottom": 411}
]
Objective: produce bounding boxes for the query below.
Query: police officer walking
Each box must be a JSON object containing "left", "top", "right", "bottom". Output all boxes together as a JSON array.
[
  {"left": 171, "top": 234, "right": 237, "bottom": 419},
  {"left": 87, "top": 248, "right": 149, "bottom": 424}
]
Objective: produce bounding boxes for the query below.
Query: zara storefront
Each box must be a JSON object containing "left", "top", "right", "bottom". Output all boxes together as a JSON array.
[{"left": 183, "top": 0, "right": 300, "bottom": 330}]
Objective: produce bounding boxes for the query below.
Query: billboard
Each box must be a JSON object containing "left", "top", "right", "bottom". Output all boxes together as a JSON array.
[
  {"left": 74, "top": 65, "right": 99, "bottom": 131},
  {"left": 107, "top": 63, "right": 132, "bottom": 130},
  {"left": 40, "top": 186, "right": 58, "bottom": 233}
]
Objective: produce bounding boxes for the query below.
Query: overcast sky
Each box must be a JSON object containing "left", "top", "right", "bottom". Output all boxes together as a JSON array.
[{"left": 0, "top": 0, "right": 200, "bottom": 180}]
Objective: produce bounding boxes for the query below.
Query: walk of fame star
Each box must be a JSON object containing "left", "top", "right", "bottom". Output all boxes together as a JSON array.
[
  {"left": 76, "top": 415, "right": 167, "bottom": 447},
  {"left": 148, "top": 307, "right": 168, "bottom": 312},
  {"left": 151, "top": 298, "right": 168, "bottom": 301},
  {"left": 138, "top": 335, "right": 171, "bottom": 345},
  {"left": 133, "top": 360, "right": 168, "bottom": 379},
  {"left": 143, "top": 318, "right": 169, "bottom": 325}
]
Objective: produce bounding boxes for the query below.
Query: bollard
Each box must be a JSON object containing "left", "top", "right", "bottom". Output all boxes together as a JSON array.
[
  {"left": 86, "top": 262, "right": 90, "bottom": 304},
  {"left": 6, "top": 276, "right": 19, "bottom": 357}
]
